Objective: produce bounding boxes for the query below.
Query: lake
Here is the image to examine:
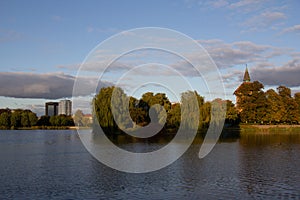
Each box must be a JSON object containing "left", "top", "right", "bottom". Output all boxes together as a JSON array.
[{"left": 0, "top": 130, "right": 299, "bottom": 199}]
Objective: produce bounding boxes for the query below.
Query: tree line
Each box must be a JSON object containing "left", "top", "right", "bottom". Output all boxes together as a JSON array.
[
  {"left": 93, "top": 84, "right": 300, "bottom": 136},
  {"left": 2, "top": 82, "right": 299, "bottom": 130},
  {"left": 235, "top": 81, "right": 300, "bottom": 124},
  {"left": 93, "top": 86, "right": 238, "bottom": 135},
  {"left": 0, "top": 108, "right": 74, "bottom": 129}
]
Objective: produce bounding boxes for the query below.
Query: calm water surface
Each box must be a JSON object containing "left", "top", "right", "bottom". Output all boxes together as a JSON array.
[{"left": 0, "top": 130, "right": 299, "bottom": 199}]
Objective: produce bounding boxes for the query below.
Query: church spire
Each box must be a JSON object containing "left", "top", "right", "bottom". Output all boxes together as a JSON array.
[{"left": 243, "top": 64, "right": 250, "bottom": 82}]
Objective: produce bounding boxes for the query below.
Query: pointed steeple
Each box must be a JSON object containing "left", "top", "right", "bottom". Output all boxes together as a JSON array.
[{"left": 243, "top": 64, "right": 250, "bottom": 82}]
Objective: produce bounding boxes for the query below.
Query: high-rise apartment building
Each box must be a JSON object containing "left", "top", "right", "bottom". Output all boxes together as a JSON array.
[
  {"left": 45, "top": 102, "right": 59, "bottom": 116},
  {"left": 58, "top": 100, "right": 72, "bottom": 116}
]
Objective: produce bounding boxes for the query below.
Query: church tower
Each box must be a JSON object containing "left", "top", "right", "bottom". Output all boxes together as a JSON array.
[
  {"left": 234, "top": 65, "right": 252, "bottom": 112},
  {"left": 243, "top": 65, "right": 250, "bottom": 82}
]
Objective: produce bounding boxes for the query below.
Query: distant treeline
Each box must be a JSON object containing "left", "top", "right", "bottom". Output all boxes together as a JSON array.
[{"left": 0, "top": 109, "right": 74, "bottom": 129}]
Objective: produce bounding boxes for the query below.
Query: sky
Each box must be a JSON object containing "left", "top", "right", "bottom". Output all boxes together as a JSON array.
[{"left": 0, "top": 0, "right": 300, "bottom": 115}]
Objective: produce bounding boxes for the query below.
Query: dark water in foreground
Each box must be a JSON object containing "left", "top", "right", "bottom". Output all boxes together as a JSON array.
[{"left": 0, "top": 130, "right": 299, "bottom": 199}]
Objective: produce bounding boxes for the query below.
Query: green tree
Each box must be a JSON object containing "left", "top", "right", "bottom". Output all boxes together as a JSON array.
[
  {"left": 93, "top": 86, "right": 130, "bottom": 134},
  {"left": 28, "top": 112, "right": 38, "bottom": 126},
  {"left": 37, "top": 115, "right": 50, "bottom": 126},
  {"left": 59, "top": 115, "right": 75, "bottom": 126},
  {"left": 265, "top": 89, "right": 284, "bottom": 124},
  {"left": 21, "top": 112, "right": 30, "bottom": 127},
  {"left": 180, "top": 91, "right": 199, "bottom": 131},
  {"left": 11, "top": 111, "right": 22, "bottom": 128},
  {"left": 129, "top": 97, "right": 149, "bottom": 126},
  {"left": 225, "top": 100, "right": 238, "bottom": 125},
  {"left": 142, "top": 92, "right": 171, "bottom": 112},
  {"left": 277, "top": 86, "right": 299, "bottom": 123},
  {"left": 200, "top": 102, "right": 211, "bottom": 128},
  {"left": 295, "top": 92, "right": 300, "bottom": 122},
  {"left": 0, "top": 112, "right": 11, "bottom": 128},
  {"left": 234, "top": 81, "right": 267, "bottom": 123},
  {"left": 49, "top": 115, "right": 59, "bottom": 126},
  {"left": 295, "top": 92, "right": 300, "bottom": 106}
]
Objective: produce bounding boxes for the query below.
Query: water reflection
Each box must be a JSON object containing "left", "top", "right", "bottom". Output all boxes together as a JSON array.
[
  {"left": 0, "top": 129, "right": 299, "bottom": 199},
  {"left": 238, "top": 132, "right": 300, "bottom": 199}
]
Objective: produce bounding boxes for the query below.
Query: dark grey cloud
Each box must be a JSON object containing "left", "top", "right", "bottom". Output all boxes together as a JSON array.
[
  {"left": 252, "top": 58, "right": 300, "bottom": 87},
  {"left": 0, "top": 72, "right": 110, "bottom": 99}
]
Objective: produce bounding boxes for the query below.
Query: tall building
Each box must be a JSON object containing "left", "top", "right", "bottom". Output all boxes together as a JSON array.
[
  {"left": 58, "top": 100, "right": 72, "bottom": 116},
  {"left": 45, "top": 102, "right": 59, "bottom": 116}
]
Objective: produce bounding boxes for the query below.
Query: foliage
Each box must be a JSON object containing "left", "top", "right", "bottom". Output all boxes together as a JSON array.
[
  {"left": 0, "top": 109, "right": 38, "bottom": 129},
  {"left": 93, "top": 87, "right": 215, "bottom": 135},
  {"left": 0, "top": 111, "right": 11, "bottom": 128},
  {"left": 93, "top": 86, "right": 129, "bottom": 134},
  {"left": 235, "top": 83, "right": 300, "bottom": 124},
  {"left": 37, "top": 115, "right": 51, "bottom": 126},
  {"left": 49, "top": 115, "right": 74, "bottom": 127}
]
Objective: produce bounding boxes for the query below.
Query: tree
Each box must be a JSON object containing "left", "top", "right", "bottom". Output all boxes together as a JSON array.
[
  {"left": 180, "top": 91, "right": 199, "bottom": 131},
  {"left": 0, "top": 112, "right": 11, "bottom": 128},
  {"left": 225, "top": 100, "right": 238, "bottom": 125},
  {"left": 59, "top": 115, "right": 75, "bottom": 126},
  {"left": 21, "top": 112, "right": 30, "bottom": 127},
  {"left": 129, "top": 97, "right": 149, "bottom": 126},
  {"left": 37, "top": 115, "right": 50, "bottom": 126},
  {"left": 295, "top": 92, "right": 300, "bottom": 106},
  {"left": 166, "top": 103, "right": 181, "bottom": 130},
  {"left": 93, "top": 86, "right": 130, "bottom": 134},
  {"left": 74, "top": 109, "right": 84, "bottom": 126},
  {"left": 295, "top": 92, "right": 300, "bottom": 121},
  {"left": 265, "top": 89, "right": 284, "bottom": 124},
  {"left": 234, "top": 81, "right": 267, "bottom": 123},
  {"left": 28, "top": 112, "right": 38, "bottom": 126},
  {"left": 11, "top": 111, "right": 22, "bottom": 128},
  {"left": 277, "top": 86, "right": 299, "bottom": 123},
  {"left": 49, "top": 116, "right": 59, "bottom": 126}
]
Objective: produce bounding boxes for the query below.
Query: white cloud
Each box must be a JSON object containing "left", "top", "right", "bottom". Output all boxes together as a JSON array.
[
  {"left": 282, "top": 24, "right": 300, "bottom": 34},
  {"left": 54, "top": 38, "right": 300, "bottom": 92},
  {"left": 229, "top": 0, "right": 265, "bottom": 11},
  {"left": 57, "top": 39, "right": 291, "bottom": 79},
  {"left": 242, "top": 11, "right": 286, "bottom": 32}
]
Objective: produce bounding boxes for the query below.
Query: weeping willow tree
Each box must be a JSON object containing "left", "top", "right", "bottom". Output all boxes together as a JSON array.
[{"left": 93, "top": 86, "right": 132, "bottom": 135}]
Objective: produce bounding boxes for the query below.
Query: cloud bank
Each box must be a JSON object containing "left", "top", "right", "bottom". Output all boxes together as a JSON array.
[{"left": 0, "top": 72, "right": 110, "bottom": 99}]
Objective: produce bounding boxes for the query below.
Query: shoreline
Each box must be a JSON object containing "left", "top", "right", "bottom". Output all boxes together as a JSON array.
[
  {"left": 240, "top": 124, "right": 300, "bottom": 129},
  {"left": 1, "top": 125, "right": 300, "bottom": 131}
]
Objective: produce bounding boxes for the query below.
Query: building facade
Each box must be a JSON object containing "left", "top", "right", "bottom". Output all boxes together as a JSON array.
[
  {"left": 45, "top": 102, "right": 59, "bottom": 116},
  {"left": 58, "top": 100, "right": 72, "bottom": 116}
]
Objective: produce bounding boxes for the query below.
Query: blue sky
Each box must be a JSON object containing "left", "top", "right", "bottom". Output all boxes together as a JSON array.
[{"left": 0, "top": 0, "right": 300, "bottom": 115}]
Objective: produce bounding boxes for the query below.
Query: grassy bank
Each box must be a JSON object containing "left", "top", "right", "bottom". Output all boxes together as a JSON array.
[
  {"left": 12, "top": 126, "right": 71, "bottom": 130},
  {"left": 239, "top": 124, "right": 300, "bottom": 134}
]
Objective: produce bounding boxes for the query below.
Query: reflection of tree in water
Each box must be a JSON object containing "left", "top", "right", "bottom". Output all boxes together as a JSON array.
[{"left": 238, "top": 133, "right": 300, "bottom": 198}]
